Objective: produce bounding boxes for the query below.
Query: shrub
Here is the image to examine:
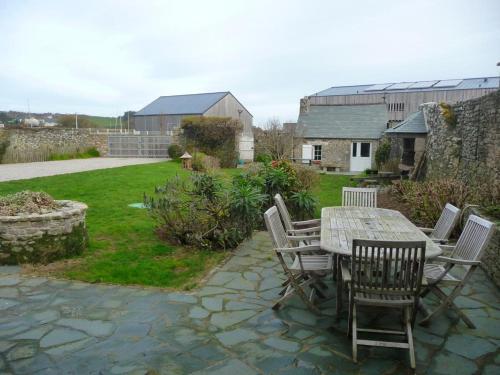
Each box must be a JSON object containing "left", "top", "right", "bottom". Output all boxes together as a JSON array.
[
  {"left": 191, "top": 152, "right": 220, "bottom": 172},
  {"left": 439, "top": 102, "right": 457, "bottom": 127},
  {"left": 288, "top": 191, "right": 317, "bottom": 221},
  {"left": 145, "top": 173, "right": 265, "bottom": 250},
  {"left": 48, "top": 147, "right": 100, "bottom": 161},
  {"left": 375, "top": 140, "right": 391, "bottom": 169},
  {"left": 181, "top": 116, "right": 242, "bottom": 168},
  {"left": 168, "top": 144, "right": 183, "bottom": 159},
  {"left": 255, "top": 153, "right": 272, "bottom": 163},
  {"left": 391, "top": 178, "right": 477, "bottom": 227}
]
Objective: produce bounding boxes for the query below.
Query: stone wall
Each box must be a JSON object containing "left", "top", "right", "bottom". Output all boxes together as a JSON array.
[
  {"left": 0, "top": 200, "right": 88, "bottom": 265},
  {"left": 421, "top": 90, "right": 499, "bottom": 187},
  {"left": 464, "top": 208, "right": 500, "bottom": 286},
  {"left": 301, "top": 139, "right": 379, "bottom": 172},
  {"left": 0, "top": 128, "right": 109, "bottom": 164}
]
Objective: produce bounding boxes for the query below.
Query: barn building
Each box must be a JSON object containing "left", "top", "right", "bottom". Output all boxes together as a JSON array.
[
  {"left": 134, "top": 92, "right": 254, "bottom": 161},
  {"left": 297, "top": 76, "right": 499, "bottom": 172}
]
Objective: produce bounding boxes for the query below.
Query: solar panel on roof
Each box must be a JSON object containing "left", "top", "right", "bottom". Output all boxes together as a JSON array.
[
  {"left": 388, "top": 82, "right": 413, "bottom": 90},
  {"left": 364, "top": 83, "right": 392, "bottom": 92},
  {"left": 408, "top": 81, "right": 439, "bottom": 89},
  {"left": 434, "top": 79, "right": 463, "bottom": 88}
]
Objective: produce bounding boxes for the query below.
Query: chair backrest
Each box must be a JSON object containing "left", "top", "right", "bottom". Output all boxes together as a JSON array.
[
  {"left": 451, "top": 214, "right": 495, "bottom": 262},
  {"left": 274, "top": 193, "right": 293, "bottom": 232},
  {"left": 431, "top": 203, "right": 461, "bottom": 240},
  {"left": 351, "top": 239, "right": 426, "bottom": 299},
  {"left": 264, "top": 206, "right": 290, "bottom": 250},
  {"left": 342, "top": 187, "right": 377, "bottom": 208}
]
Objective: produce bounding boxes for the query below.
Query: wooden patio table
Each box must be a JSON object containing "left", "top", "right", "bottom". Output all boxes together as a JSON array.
[{"left": 320, "top": 206, "right": 443, "bottom": 315}]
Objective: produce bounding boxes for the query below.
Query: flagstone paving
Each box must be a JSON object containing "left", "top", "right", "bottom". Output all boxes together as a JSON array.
[{"left": 0, "top": 232, "right": 499, "bottom": 374}]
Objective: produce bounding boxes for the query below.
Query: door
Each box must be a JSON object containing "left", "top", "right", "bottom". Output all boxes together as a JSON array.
[
  {"left": 350, "top": 142, "right": 372, "bottom": 171},
  {"left": 302, "top": 144, "right": 313, "bottom": 164}
]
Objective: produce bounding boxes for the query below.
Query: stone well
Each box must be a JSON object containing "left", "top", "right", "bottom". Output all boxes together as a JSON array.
[{"left": 0, "top": 200, "right": 88, "bottom": 265}]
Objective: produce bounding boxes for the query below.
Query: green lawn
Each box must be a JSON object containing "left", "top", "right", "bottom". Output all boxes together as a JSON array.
[{"left": 0, "top": 162, "right": 351, "bottom": 288}]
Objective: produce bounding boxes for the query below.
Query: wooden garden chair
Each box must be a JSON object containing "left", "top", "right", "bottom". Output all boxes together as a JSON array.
[
  {"left": 264, "top": 206, "right": 333, "bottom": 314},
  {"left": 419, "top": 214, "right": 495, "bottom": 328},
  {"left": 343, "top": 239, "right": 426, "bottom": 369},
  {"left": 274, "top": 193, "right": 321, "bottom": 235},
  {"left": 342, "top": 187, "right": 377, "bottom": 208},
  {"left": 418, "top": 203, "right": 461, "bottom": 244}
]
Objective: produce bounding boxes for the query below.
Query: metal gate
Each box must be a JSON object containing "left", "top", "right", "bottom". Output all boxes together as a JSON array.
[{"left": 108, "top": 135, "right": 171, "bottom": 157}]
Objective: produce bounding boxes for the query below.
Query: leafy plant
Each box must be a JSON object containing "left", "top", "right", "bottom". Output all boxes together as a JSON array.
[
  {"left": 375, "top": 140, "right": 391, "bottom": 169},
  {"left": 168, "top": 144, "right": 183, "bottom": 159},
  {"left": 288, "top": 191, "right": 317, "bottom": 220},
  {"left": 439, "top": 102, "right": 457, "bottom": 127}
]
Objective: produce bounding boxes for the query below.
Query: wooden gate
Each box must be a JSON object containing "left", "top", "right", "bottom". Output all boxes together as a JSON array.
[{"left": 107, "top": 135, "right": 171, "bottom": 157}]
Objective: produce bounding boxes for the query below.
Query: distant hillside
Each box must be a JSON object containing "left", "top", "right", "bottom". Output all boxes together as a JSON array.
[{"left": 0, "top": 111, "right": 126, "bottom": 129}]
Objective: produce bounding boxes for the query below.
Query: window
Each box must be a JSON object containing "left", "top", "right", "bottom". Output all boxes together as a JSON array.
[
  {"left": 313, "top": 145, "right": 322, "bottom": 160},
  {"left": 361, "top": 143, "right": 370, "bottom": 157},
  {"left": 352, "top": 142, "right": 357, "bottom": 157},
  {"left": 388, "top": 103, "right": 405, "bottom": 112}
]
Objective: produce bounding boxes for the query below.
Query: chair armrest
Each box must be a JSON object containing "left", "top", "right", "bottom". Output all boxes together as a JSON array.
[
  {"left": 435, "top": 256, "right": 480, "bottom": 266},
  {"left": 292, "top": 219, "right": 321, "bottom": 228},
  {"left": 340, "top": 261, "right": 351, "bottom": 283},
  {"left": 288, "top": 226, "right": 321, "bottom": 235},
  {"left": 275, "top": 245, "right": 322, "bottom": 254},
  {"left": 418, "top": 227, "right": 434, "bottom": 234},
  {"left": 287, "top": 235, "right": 320, "bottom": 242},
  {"left": 431, "top": 238, "right": 449, "bottom": 244},
  {"left": 439, "top": 244, "right": 456, "bottom": 251}
]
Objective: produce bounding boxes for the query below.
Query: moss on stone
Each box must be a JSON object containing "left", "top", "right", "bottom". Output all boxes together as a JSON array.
[{"left": 0, "top": 222, "right": 88, "bottom": 265}]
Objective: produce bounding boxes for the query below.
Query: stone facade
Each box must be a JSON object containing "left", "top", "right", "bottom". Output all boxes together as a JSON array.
[
  {"left": 421, "top": 90, "right": 499, "bottom": 187},
  {"left": 0, "top": 200, "right": 88, "bottom": 264},
  {"left": 0, "top": 128, "right": 109, "bottom": 164},
  {"left": 301, "top": 138, "right": 379, "bottom": 172}
]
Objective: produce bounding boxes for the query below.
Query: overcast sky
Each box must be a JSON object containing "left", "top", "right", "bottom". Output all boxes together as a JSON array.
[{"left": 0, "top": 0, "right": 499, "bottom": 125}]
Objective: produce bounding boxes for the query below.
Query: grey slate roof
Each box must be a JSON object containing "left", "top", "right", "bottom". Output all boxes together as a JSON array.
[
  {"left": 313, "top": 76, "right": 500, "bottom": 96},
  {"left": 135, "top": 92, "right": 229, "bottom": 116},
  {"left": 385, "top": 110, "right": 427, "bottom": 135},
  {"left": 298, "top": 104, "right": 388, "bottom": 139}
]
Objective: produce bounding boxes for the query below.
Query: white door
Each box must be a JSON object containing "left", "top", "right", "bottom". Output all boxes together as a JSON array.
[
  {"left": 350, "top": 142, "right": 372, "bottom": 171},
  {"left": 302, "top": 144, "right": 313, "bottom": 164}
]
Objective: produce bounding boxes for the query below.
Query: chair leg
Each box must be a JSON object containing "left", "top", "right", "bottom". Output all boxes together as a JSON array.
[
  {"left": 428, "top": 285, "right": 476, "bottom": 329},
  {"left": 406, "top": 306, "right": 416, "bottom": 369},
  {"left": 336, "top": 258, "right": 343, "bottom": 319},
  {"left": 352, "top": 304, "right": 357, "bottom": 363}
]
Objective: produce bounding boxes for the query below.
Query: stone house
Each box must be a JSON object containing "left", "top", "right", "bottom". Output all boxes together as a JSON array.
[
  {"left": 296, "top": 100, "right": 388, "bottom": 172},
  {"left": 133, "top": 92, "right": 254, "bottom": 161}
]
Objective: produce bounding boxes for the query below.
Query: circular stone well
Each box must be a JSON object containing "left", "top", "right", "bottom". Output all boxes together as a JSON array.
[{"left": 0, "top": 200, "right": 88, "bottom": 265}]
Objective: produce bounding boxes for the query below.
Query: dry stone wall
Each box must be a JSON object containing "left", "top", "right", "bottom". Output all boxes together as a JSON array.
[
  {"left": 0, "top": 128, "right": 108, "bottom": 163},
  {"left": 0, "top": 200, "right": 88, "bottom": 264},
  {"left": 421, "top": 90, "right": 499, "bottom": 187}
]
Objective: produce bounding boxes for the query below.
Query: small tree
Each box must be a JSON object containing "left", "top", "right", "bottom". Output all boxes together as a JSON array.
[
  {"left": 256, "top": 118, "right": 302, "bottom": 160},
  {"left": 375, "top": 139, "right": 391, "bottom": 169}
]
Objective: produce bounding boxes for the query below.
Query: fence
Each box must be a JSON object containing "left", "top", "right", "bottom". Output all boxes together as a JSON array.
[{"left": 107, "top": 134, "right": 172, "bottom": 158}]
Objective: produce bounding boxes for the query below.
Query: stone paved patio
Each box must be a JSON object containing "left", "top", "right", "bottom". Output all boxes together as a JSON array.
[{"left": 0, "top": 232, "right": 499, "bottom": 374}]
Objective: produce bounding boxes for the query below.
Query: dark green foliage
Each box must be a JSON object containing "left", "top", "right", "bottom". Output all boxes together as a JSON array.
[
  {"left": 288, "top": 191, "right": 317, "bottom": 221},
  {"left": 145, "top": 173, "right": 265, "bottom": 250},
  {"left": 375, "top": 140, "right": 391, "bottom": 169},
  {"left": 168, "top": 144, "right": 183, "bottom": 159},
  {"left": 181, "top": 116, "right": 242, "bottom": 168},
  {"left": 255, "top": 153, "right": 272, "bottom": 163}
]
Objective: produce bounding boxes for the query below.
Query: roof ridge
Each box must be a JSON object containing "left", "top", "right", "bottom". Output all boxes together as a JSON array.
[{"left": 157, "top": 91, "right": 229, "bottom": 98}]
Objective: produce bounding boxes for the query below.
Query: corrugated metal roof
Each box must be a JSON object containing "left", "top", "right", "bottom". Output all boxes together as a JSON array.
[
  {"left": 313, "top": 76, "right": 500, "bottom": 96},
  {"left": 385, "top": 110, "right": 427, "bottom": 135},
  {"left": 135, "top": 92, "right": 229, "bottom": 116},
  {"left": 298, "top": 104, "right": 388, "bottom": 139}
]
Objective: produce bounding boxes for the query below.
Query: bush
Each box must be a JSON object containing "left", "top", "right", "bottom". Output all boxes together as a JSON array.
[
  {"left": 182, "top": 116, "right": 242, "bottom": 168},
  {"left": 48, "top": 147, "right": 100, "bottom": 161},
  {"left": 168, "top": 144, "right": 183, "bottom": 159},
  {"left": 375, "top": 140, "right": 391, "bottom": 169},
  {"left": 255, "top": 153, "right": 272, "bottom": 163},
  {"left": 191, "top": 152, "right": 220, "bottom": 172},
  {"left": 145, "top": 173, "right": 265, "bottom": 250},
  {"left": 391, "top": 178, "right": 478, "bottom": 227}
]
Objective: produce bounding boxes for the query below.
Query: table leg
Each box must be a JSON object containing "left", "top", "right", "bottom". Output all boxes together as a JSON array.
[{"left": 336, "top": 254, "right": 343, "bottom": 319}]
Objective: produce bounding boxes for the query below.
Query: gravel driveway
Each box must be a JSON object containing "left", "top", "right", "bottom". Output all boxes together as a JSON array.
[{"left": 0, "top": 158, "right": 167, "bottom": 182}]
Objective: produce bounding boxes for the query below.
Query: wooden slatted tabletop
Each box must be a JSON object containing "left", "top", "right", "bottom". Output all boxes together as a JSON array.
[{"left": 320, "top": 207, "right": 442, "bottom": 258}]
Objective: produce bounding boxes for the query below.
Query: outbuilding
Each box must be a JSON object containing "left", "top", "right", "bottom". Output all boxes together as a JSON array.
[{"left": 134, "top": 91, "right": 254, "bottom": 161}]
